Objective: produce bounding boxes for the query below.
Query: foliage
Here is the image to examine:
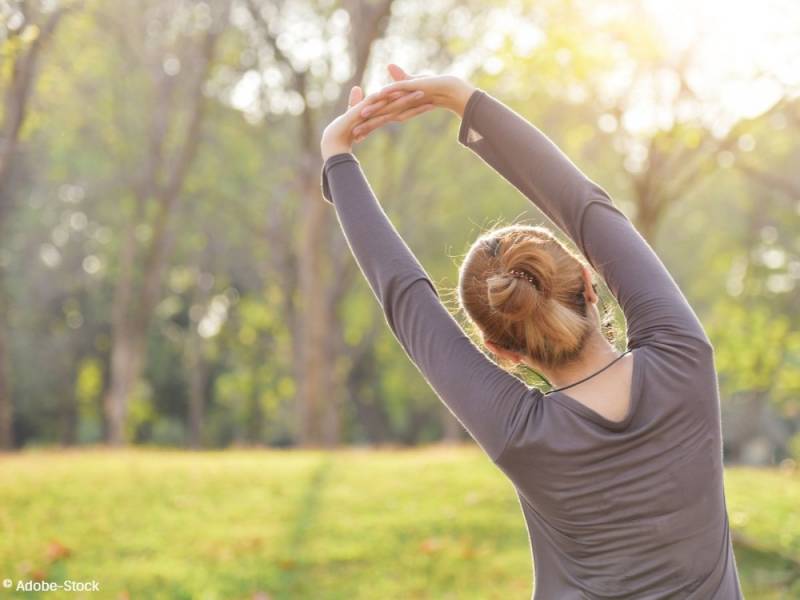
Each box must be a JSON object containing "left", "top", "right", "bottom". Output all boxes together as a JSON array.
[{"left": 1, "top": 0, "right": 799, "bottom": 449}]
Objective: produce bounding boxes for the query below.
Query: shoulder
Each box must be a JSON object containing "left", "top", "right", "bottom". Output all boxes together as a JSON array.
[
  {"left": 634, "top": 335, "right": 720, "bottom": 421},
  {"left": 633, "top": 332, "right": 714, "bottom": 375}
]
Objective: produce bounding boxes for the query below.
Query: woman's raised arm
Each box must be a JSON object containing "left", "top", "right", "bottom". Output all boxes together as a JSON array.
[
  {"left": 319, "top": 96, "right": 539, "bottom": 462},
  {"left": 322, "top": 153, "right": 541, "bottom": 460},
  {"left": 452, "top": 89, "right": 712, "bottom": 354}
]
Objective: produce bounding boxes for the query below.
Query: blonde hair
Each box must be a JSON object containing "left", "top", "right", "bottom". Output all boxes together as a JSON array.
[{"left": 457, "top": 224, "right": 608, "bottom": 370}]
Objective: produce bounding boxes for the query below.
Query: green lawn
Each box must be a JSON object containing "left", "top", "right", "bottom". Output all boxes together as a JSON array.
[{"left": 0, "top": 448, "right": 798, "bottom": 599}]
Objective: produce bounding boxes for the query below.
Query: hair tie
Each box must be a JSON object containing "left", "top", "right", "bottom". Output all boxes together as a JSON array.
[{"left": 509, "top": 269, "right": 538, "bottom": 287}]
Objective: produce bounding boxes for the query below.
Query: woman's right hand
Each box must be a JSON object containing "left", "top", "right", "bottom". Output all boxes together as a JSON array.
[{"left": 352, "top": 64, "right": 476, "bottom": 142}]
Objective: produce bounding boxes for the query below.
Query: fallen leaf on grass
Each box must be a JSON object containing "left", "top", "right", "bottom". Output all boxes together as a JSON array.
[
  {"left": 46, "top": 540, "right": 72, "bottom": 562},
  {"left": 419, "top": 537, "right": 444, "bottom": 554},
  {"left": 460, "top": 543, "right": 477, "bottom": 559}
]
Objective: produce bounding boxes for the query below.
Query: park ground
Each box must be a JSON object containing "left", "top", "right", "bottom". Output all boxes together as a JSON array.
[{"left": 0, "top": 447, "right": 799, "bottom": 599}]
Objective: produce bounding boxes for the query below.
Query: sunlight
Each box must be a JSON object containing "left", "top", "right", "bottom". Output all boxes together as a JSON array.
[
  {"left": 644, "top": 0, "right": 800, "bottom": 119},
  {"left": 230, "top": 0, "right": 799, "bottom": 132}
]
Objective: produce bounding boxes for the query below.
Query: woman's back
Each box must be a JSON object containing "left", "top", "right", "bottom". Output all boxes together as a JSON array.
[{"left": 497, "top": 343, "right": 736, "bottom": 598}]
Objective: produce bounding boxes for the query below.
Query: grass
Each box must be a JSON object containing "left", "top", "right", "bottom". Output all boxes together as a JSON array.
[{"left": 0, "top": 447, "right": 798, "bottom": 599}]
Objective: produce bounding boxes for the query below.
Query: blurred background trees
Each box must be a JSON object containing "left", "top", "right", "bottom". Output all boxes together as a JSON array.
[
  {"left": 0, "top": 0, "right": 75, "bottom": 447},
  {"left": 1, "top": 0, "right": 798, "bottom": 458}
]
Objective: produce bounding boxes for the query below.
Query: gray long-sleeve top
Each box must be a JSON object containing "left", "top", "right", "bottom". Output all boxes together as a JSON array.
[{"left": 321, "top": 89, "right": 744, "bottom": 599}]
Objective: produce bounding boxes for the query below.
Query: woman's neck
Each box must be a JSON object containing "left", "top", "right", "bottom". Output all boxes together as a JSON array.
[{"left": 528, "top": 333, "right": 622, "bottom": 390}]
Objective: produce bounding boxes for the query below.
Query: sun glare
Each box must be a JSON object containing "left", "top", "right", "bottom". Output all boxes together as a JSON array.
[{"left": 644, "top": 0, "right": 800, "bottom": 119}]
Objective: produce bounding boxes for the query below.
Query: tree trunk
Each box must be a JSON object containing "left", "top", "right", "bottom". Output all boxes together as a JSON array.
[
  {"left": 246, "top": 378, "right": 264, "bottom": 445},
  {"left": 296, "top": 153, "right": 333, "bottom": 446},
  {"left": 0, "top": 294, "right": 11, "bottom": 449},
  {"left": 186, "top": 340, "right": 207, "bottom": 448},
  {"left": 345, "top": 332, "right": 391, "bottom": 444},
  {"left": 291, "top": 0, "right": 396, "bottom": 447},
  {"left": 185, "top": 277, "right": 211, "bottom": 449},
  {"left": 441, "top": 406, "right": 463, "bottom": 444},
  {"left": 0, "top": 7, "right": 68, "bottom": 188},
  {"left": 244, "top": 0, "right": 395, "bottom": 447},
  {"left": 0, "top": 6, "right": 69, "bottom": 451},
  {"left": 59, "top": 391, "right": 78, "bottom": 446},
  {"left": 104, "top": 327, "right": 144, "bottom": 445},
  {"left": 101, "top": 21, "right": 220, "bottom": 444},
  {"left": 102, "top": 208, "right": 140, "bottom": 445}
]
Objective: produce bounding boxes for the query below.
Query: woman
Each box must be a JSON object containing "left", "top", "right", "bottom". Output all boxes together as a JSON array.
[{"left": 319, "top": 64, "right": 744, "bottom": 599}]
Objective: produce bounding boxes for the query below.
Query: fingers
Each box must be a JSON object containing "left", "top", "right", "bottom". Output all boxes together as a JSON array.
[
  {"left": 342, "top": 91, "right": 386, "bottom": 124},
  {"left": 340, "top": 85, "right": 420, "bottom": 133},
  {"left": 387, "top": 63, "right": 410, "bottom": 81},
  {"left": 352, "top": 113, "right": 394, "bottom": 140},
  {"left": 364, "top": 79, "right": 422, "bottom": 104},
  {"left": 394, "top": 102, "right": 435, "bottom": 122},
  {"left": 361, "top": 90, "right": 424, "bottom": 118},
  {"left": 352, "top": 102, "right": 435, "bottom": 142},
  {"left": 348, "top": 85, "right": 363, "bottom": 107},
  {"left": 357, "top": 90, "right": 409, "bottom": 117},
  {"left": 352, "top": 103, "right": 435, "bottom": 143}
]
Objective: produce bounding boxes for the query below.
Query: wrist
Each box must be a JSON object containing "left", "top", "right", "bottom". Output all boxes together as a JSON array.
[
  {"left": 321, "top": 140, "right": 352, "bottom": 162},
  {"left": 444, "top": 79, "right": 476, "bottom": 117}
]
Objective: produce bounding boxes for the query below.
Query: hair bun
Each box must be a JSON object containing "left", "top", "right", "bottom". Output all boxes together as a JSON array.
[
  {"left": 486, "top": 272, "right": 544, "bottom": 321},
  {"left": 459, "top": 224, "right": 596, "bottom": 369}
]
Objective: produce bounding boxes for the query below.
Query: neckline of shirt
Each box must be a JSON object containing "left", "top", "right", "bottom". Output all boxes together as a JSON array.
[{"left": 547, "top": 347, "right": 645, "bottom": 432}]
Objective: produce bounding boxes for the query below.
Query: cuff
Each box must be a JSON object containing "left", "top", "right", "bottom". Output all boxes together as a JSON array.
[
  {"left": 457, "top": 89, "right": 488, "bottom": 146},
  {"left": 320, "top": 152, "right": 359, "bottom": 204}
]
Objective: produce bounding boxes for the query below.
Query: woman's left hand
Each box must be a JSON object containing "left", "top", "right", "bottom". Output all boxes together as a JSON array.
[{"left": 320, "top": 85, "right": 433, "bottom": 161}]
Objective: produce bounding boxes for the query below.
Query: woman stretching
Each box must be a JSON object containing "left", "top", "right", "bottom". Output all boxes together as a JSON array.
[{"left": 320, "top": 64, "right": 744, "bottom": 599}]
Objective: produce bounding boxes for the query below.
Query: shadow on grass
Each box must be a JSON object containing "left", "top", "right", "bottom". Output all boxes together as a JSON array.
[
  {"left": 734, "top": 540, "right": 800, "bottom": 597},
  {"left": 274, "top": 457, "right": 335, "bottom": 598}
]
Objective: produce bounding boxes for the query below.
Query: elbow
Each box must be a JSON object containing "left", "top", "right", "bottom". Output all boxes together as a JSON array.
[
  {"left": 695, "top": 330, "right": 715, "bottom": 356},
  {"left": 381, "top": 272, "right": 438, "bottom": 338}
]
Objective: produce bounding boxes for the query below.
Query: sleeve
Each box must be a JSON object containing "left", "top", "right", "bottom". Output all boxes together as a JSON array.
[
  {"left": 321, "top": 152, "right": 539, "bottom": 462},
  {"left": 457, "top": 89, "right": 712, "bottom": 354}
]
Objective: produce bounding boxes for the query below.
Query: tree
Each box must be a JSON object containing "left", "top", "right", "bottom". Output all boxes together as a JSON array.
[
  {"left": 95, "top": 0, "right": 228, "bottom": 444},
  {"left": 240, "top": 0, "right": 396, "bottom": 446},
  {"left": 0, "top": 0, "right": 74, "bottom": 448}
]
